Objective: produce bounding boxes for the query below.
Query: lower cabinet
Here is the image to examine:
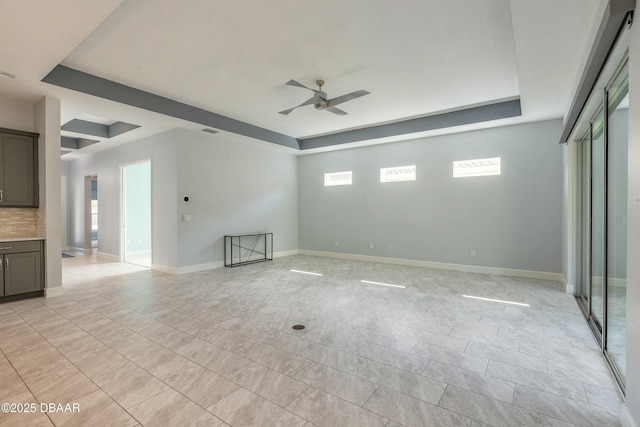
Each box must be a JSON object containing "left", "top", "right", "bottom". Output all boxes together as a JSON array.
[{"left": 0, "top": 240, "right": 44, "bottom": 298}]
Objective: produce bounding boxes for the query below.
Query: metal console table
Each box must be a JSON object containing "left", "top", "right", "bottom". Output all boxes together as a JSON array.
[{"left": 224, "top": 232, "right": 273, "bottom": 267}]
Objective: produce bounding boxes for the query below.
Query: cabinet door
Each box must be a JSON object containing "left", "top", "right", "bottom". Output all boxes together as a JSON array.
[
  {"left": 0, "top": 134, "right": 35, "bottom": 207},
  {"left": 4, "top": 252, "right": 42, "bottom": 296},
  {"left": 0, "top": 255, "right": 4, "bottom": 297}
]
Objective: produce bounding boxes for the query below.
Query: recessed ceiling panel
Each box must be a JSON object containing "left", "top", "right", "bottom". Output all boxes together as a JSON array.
[{"left": 61, "top": 0, "right": 520, "bottom": 138}]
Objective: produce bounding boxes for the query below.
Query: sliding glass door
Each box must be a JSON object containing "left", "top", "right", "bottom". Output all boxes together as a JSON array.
[
  {"left": 575, "top": 58, "right": 628, "bottom": 390},
  {"left": 605, "top": 61, "right": 628, "bottom": 380},
  {"left": 591, "top": 109, "right": 605, "bottom": 335}
]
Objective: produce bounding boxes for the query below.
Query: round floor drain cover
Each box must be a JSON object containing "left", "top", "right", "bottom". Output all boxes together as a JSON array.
[{"left": 292, "top": 325, "right": 305, "bottom": 330}]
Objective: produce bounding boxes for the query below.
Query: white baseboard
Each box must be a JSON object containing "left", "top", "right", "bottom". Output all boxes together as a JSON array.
[
  {"left": 274, "top": 249, "right": 299, "bottom": 258},
  {"left": 151, "top": 250, "right": 299, "bottom": 275},
  {"left": 66, "top": 246, "right": 92, "bottom": 254},
  {"left": 177, "top": 261, "right": 225, "bottom": 275},
  {"left": 44, "top": 287, "right": 65, "bottom": 298},
  {"left": 622, "top": 404, "right": 638, "bottom": 427},
  {"left": 151, "top": 264, "right": 177, "bottom": 274},
  {"left": 97, "top": 252, "right": 120, "bottom": 261},
  {"left": 298, "top": 250, "right": 564, "bottom": 282},
  {"left": 152, "top": 261, "right": 224, "bottom": 275},
  {"left": 560, "top": 274, "right": 575, "bottom": 294}
]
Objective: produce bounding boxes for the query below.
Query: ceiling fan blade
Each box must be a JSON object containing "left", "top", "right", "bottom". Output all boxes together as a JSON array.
[
  {"left": 278, "top": 96, "right": 317, "bottom": 115},
  {"left": 326, "top": 106, "right": 348, "bottom": 116},
  {"left": 285, "top": 79, "right": 317, "bottom": 92},
  {"left": 327, "top": 90, "right": 370, "bottom": 107}
]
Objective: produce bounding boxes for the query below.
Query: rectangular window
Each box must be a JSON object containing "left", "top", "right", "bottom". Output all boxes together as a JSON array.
[
  {"left": 380, "top": 165, "right": 416, "bottom": 183},
  {"left": 453, "top": 157, "right": 501, "bottom": 178},
  {"left": 324, "top": 171, "right": 352, "bottom": 186}
]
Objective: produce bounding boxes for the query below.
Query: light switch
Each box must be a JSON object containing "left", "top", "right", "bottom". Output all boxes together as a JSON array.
[{"left": 182, "top": 214, "right": 192, "bottom": 222}]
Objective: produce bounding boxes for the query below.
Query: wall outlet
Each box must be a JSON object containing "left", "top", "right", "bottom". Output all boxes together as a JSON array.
[
  {"left": 388, "top": 244, "right": 392, "bottom": 250},
  {"left": 182, "top": 214, "right": 192, "bottom": 222},
  {"left": 471, "top": 250, "right": 476, "bottom": 257},
  {"left": 334, "top": 240, "right": 339, "bottom": 246},
  {"left": 369, "top": 243, "right": 374, "bottom": 249}
]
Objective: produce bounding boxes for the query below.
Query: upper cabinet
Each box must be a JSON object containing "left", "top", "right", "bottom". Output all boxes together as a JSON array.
[{"left": 0, "top": 128, "right": 39, "bottom": 208}]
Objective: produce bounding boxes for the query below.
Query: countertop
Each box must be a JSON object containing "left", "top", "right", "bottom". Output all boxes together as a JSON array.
[{"left": 0, "top": 237, "right": 45, "bottom": 243}]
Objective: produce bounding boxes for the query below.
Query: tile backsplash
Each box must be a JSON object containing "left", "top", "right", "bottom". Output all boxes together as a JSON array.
[{"left": 0, "top": 207, "right": 45, "bottom": 240}]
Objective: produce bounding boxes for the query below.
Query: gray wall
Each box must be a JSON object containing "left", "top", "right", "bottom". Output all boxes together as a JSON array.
[
  {"left": 0, "top": 97, "right": 35, "bottom": 132},
  {"left": 175, "top": 129, "right": 298, "bottom": 267},
  {"left": 65, "top": 128, "right": 298, "bottom": 270},
  {"left": 67, "top": 129, "right": 178, "bottom": 268},
  {"left": 624, "top": 20, "right": 640, "bottom": 427},
  {"left": 298, "top": 119, "right": 563, "bottom": 273}
]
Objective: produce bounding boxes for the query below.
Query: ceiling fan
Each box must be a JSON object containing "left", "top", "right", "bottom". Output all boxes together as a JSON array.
[{"left": 279, "top": 79, "right": 370, "bottom": 116}]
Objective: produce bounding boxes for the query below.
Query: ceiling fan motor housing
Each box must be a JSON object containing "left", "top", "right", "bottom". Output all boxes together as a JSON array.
[{"left": 314, "top": 90, "right": 328, "bottom": 110}]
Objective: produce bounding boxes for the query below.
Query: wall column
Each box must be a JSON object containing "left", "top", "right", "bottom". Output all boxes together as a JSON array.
[{"left": 34, "top": 96, "right": 63, "bottom": 297}]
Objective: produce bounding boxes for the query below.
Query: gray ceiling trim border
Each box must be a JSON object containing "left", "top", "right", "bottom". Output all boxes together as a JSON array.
[
  {"left": 62, "top": 119, "right": 109, "bottom": 137},
  {"left": 44, "top": 66, "right": 521, "bottom": 152},
  {"left": 61, "top": 136, "right": 99, "bottom": 150},
  {"left": 43, "top": 65, "right": 300, "bottom": 150},
  {"left": 62, "top": 119, "right": 141, "bottom": 138},
  {"left": 298, "top": 99, "right": 522, "bottom": 150},
  {"left": 559, "top": 0, "right": 635, "bottom": 144}
]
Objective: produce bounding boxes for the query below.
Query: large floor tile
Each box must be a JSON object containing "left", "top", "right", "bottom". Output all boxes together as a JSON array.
[
  {"left": 161, "top": 363, "right": 239, "bottom": 407},
  {"left": 358, "top": 361, "right": 445, "bottom": 405},
  {"left": 449, "top": 327, "right": 520, "bottom": 351},
  {"left": 128, "top": 389, "right": 224, "bottom": 426},
  {"left": 294, "top": 362, "right": 378, "bottom": 406},
  {"left": 365, "top": 386, "right": 472, "bottom": 426},
  {"left": 286, "top": 387, "right": 387, "bottom": 427},
  {"left": 241, "top": 343, "right": 312, "bottom": 376},
  {"left": 125, "top": 344, "right": 190, "bottom": 377},
  {"left": 513, "top": 384, "right": 620, "bottom": 427},
  {"left": 356, "top": 342, "right": 428, "bottom": 374},
  {"left": 352, "top": 327, "right": 417, "bottom": 352},
  {"left": 47, "top": 390, "right": 138, "bottom": 427},
  {"left": 0, "top": 390, "right": 53, "bottom": 427},
  {"left": 230, "top": 362, "right": 309, "bottom": 407},
  {"left": 438, "top": 385, "right": 555, "bottom": 427},
  {"left": 411, "top": 342, "right": 489, "bottom": 373},
  {"left": 210, "top": 387, "right": 305, "bottom": 427},
  {"left": 299, "top": 343, "right": 369, "bottom": 375},
  {"left": 465, "top": 341, "right": 548, "bottom": 373},
  {"left": 21, "top": 363, "right": 99, "bottom": 404},
  {"left": 91, "top": 363, "right": 170, "bottom": 409},
  {"left": 401, "top": 327, "right": 469, "bottom": 352},
  {"left": 486, "top": 360, "right": 586, "bottom": 402},
  {"left": 422, "top": 361, "right": 514, "bottom": 403},
  {"left": 185, "top": 342, "right": 252, "bottom": 377}
]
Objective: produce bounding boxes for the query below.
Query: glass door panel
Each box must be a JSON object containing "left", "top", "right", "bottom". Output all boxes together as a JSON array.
[
  {"left": 580, "top": 137, "right": 591, "bottom": 307},
  {"left": 590, "top": 109, "right": 605, "bottom": 332},
  {"left": 606, "top": 61, "right": 628, "bottom": 381}
]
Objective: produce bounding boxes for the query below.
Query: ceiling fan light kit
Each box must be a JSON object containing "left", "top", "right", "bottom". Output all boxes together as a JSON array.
[{"left": 279, "top": 79, "right": 370, "bottom": 116}]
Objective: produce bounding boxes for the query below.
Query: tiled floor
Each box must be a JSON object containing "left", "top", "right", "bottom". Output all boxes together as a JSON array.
[{"left": 0, "top": 253, "right": 623, "bottom": 426}]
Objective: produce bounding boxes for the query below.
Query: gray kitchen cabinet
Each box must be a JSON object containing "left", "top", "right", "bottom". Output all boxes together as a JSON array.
[
  {"left": 0, "top": 128, "right": 39, "bottom": 207},
  {"left": 0, "top": 241, "right": 44, "bottom": 299}
]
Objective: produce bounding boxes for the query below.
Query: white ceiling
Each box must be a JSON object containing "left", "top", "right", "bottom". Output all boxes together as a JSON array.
[{"left": 0, "top": 0, "right": 602, "bottom": 156}]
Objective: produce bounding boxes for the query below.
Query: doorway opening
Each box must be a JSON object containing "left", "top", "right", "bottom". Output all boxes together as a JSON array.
[
  {"left": 121, "top": 160, "right": 152, "bottom": 267},
  {"left": 84, "top": 175, "right": 98, "bottom": 251}
]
